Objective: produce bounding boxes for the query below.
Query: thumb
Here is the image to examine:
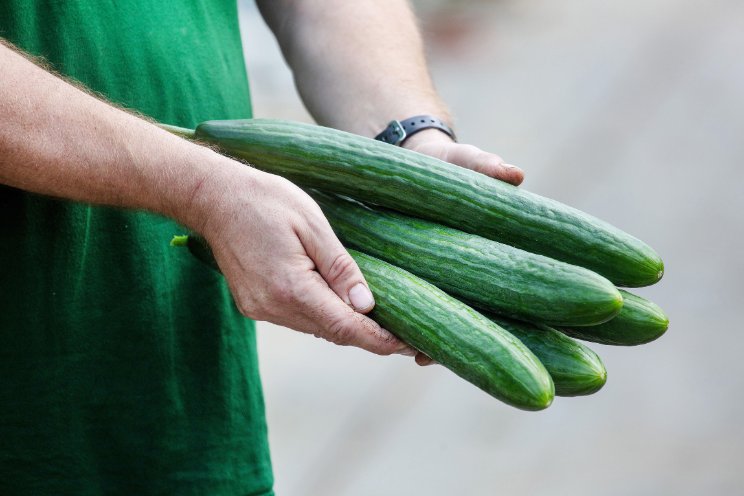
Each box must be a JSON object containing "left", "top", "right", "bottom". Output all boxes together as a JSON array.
[
  {"left": 415, "top": 141, "right": 525, "bottom": 186},
  {"left": 298, "top": 210, "right": 376, "bottom": 313},
  {"left": 298, "top": 272, "right": 413, "bottom": 356},
  {"left": 444, "top": 144, "right": 525, "bottom": 186}
]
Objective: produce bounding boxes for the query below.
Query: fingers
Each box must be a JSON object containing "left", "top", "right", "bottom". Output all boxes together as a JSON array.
[
  {"left": 210, "top": 174, "right": 419, "bottom": 358},
  {"left": 296, "top": 205, "right": 376, "bottom": 313},
  {"left": 295, "top": 272, "right": 415, "bottom": 356},
  {"left": 410, "top": 139, "right": 525, "bottom": 185},
  {"left": 445, "top": 144, "right": 524, "bottom": 186},
  {"left": 415, "top": 352, "right": 437, "bottom": 367}
]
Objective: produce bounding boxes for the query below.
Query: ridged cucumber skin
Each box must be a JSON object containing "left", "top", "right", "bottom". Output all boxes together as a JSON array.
[
  {"left": 172, "top": 236, "right": 554, "bottom": 410},
  {"left": 350, "top": 250, "right": 554, "bottom": 411},
  {"left": 193, "top": 119, "right": 664, "bottom": 287},
  {"left": 488, "top": 315, "right": 607, "bottom": 397},
  {"left": 559, "top": 290, "right": 669, "bottom": 346},
  {"left": 312, "top": 191, "right": 622, "bottom": 327}
]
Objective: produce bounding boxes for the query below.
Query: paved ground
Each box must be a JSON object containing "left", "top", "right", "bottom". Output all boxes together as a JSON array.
[{"left": 238, "top": 0, "right": 744, "bottom": 494}]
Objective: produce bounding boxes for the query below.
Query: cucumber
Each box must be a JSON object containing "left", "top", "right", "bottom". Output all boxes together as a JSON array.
[
  {"left": 560, "top": 290, "right": 669, "bottom": 346},
  {"left": 176, "top": 118, "right": 663, "bottom": 287},
  {"left": 351, "top": 250, "right": 554, "bottom": 410},
  {"left": 311, "top": 191, "right": 622, "bottom": 326},
  {"left": 170, "top": 234, "right": 219, "bottom": 271},
  {"left": 487, "top": 315, "right": 607, "bottom": 396},
  {"left": 171, "top": 235, "right": 554, "bottom": 410}
]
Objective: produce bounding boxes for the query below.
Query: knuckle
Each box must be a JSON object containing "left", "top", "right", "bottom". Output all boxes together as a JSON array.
[
  {"left": 234, "top": 284, "right": 278, "bottom": 322},
  {"left": 376, "top": 333, "right": 401, "bottom": 356},
  {"left": 325, "top": 315, "right": 354, "bottom": 346},
  {"left": 325, "top": 253, "right": 357, "bottom": 287},
  {"left": 235, "top": 295, "right": 261, "bottom": 320},
  {"left": 305, "top": 197, "right": 326, "bottom": 217},
  {"left": 240, "top": 308, "right": 262, "bottom": 321}
]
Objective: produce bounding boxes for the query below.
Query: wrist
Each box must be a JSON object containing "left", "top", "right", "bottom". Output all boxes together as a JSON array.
[
  {"left": 163, "top": 146, "right": 249, "bottom": 234},
  {"left": 401, "top": 127, "right": 455, "bottom": 151}
]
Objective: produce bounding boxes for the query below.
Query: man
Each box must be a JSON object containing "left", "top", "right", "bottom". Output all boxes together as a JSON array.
[{"left": 0, "top": 1, "right": 523, "bottom": 493}]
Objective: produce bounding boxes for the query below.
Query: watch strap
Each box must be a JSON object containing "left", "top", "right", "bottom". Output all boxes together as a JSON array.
[{"left": 375, "top": 115, "right": 456, "bottom": 146}]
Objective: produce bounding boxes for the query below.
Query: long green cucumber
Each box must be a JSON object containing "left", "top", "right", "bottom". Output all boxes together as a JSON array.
[
  {"left": 311, "top": 191, "right": 622, "bottom": 326},
  {"left": 559, "top": 290, "right": 669, "bottom": 346},
  {"left": 171, "top": 118, "right": 663, "bottom": 287},
  {"left": 487, "top": 315, "right": 607, "bottom": 396},
  {"left": 171, "top": 235, "right": 554, "bottom": 410},
  {"left": 350, "top": 250, "right": 554, "bottom": 410}
]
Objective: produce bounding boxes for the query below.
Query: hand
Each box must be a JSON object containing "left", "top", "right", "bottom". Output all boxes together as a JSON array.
[
  {"left": 403, "top": 129, "right": 525, "bottom": 186},
  {"left": 188, "top": 158, "right": 416, "bottom": 357},
  {"left": 403, "top": 129, "right": 525, "bottom": 366}
]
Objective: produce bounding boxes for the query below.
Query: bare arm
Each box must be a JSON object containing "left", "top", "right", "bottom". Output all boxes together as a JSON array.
[
  {"left": 0, "top": 43, "right": 215, "bottom": 223},
  {"left": 257, "top": 0, "right": 524, "bottom": 185},
  {"left": 0, "top": 41, "right": 413, "bottom": 357}
]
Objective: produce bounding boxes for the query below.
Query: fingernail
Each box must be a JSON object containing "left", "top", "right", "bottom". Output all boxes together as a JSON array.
[
  {"left": 503, "top": 163, "right": 518, "bottom": 169},
  {"left": 397, "top": 346, "right": 417, "bottom": 357},
  {"left": 348, "top": 283, "right": 374, "bottom": 311}
]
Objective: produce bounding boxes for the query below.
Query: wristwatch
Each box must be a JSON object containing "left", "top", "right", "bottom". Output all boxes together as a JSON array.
[{"left": 374, "top": 115, "right": 456, "bottom": 146}]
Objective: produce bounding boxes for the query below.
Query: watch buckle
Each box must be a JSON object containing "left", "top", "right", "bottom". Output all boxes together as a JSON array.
[{"left": 388, "top": 120, "right": 407, "bottom": 146}]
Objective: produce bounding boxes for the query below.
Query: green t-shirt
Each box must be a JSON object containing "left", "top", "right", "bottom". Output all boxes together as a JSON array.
[{"left": 0, "top": 2, "right": 273, "bottom": 495}]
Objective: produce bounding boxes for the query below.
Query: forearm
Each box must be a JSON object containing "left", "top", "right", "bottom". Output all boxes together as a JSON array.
[
  {"left": 0, "top": 42, "right": 237, "bottom": 229},
  {"left": 0, "top": 40, "right": 411, "bottom": 357},
  {"left": 257, "top": 0, "right": 450, "bottom": 137}
]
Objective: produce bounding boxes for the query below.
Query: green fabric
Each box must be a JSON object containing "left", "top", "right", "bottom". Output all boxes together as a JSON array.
[{"left": 0, "top": 2, "right": 273, "bottom": 495}]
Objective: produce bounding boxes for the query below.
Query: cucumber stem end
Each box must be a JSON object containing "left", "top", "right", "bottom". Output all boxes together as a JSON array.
[{"left": 170, "top": 235, "right": 189, "bottom": 247}]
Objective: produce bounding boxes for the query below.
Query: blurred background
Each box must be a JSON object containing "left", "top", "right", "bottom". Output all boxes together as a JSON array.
[{"left": 238, "top": 0, "right": 743, "bottom": 494}]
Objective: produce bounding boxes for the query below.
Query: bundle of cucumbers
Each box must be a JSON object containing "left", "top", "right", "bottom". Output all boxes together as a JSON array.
[{"left": 163, "top": 119, "right": 669, "bottom": 411}]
